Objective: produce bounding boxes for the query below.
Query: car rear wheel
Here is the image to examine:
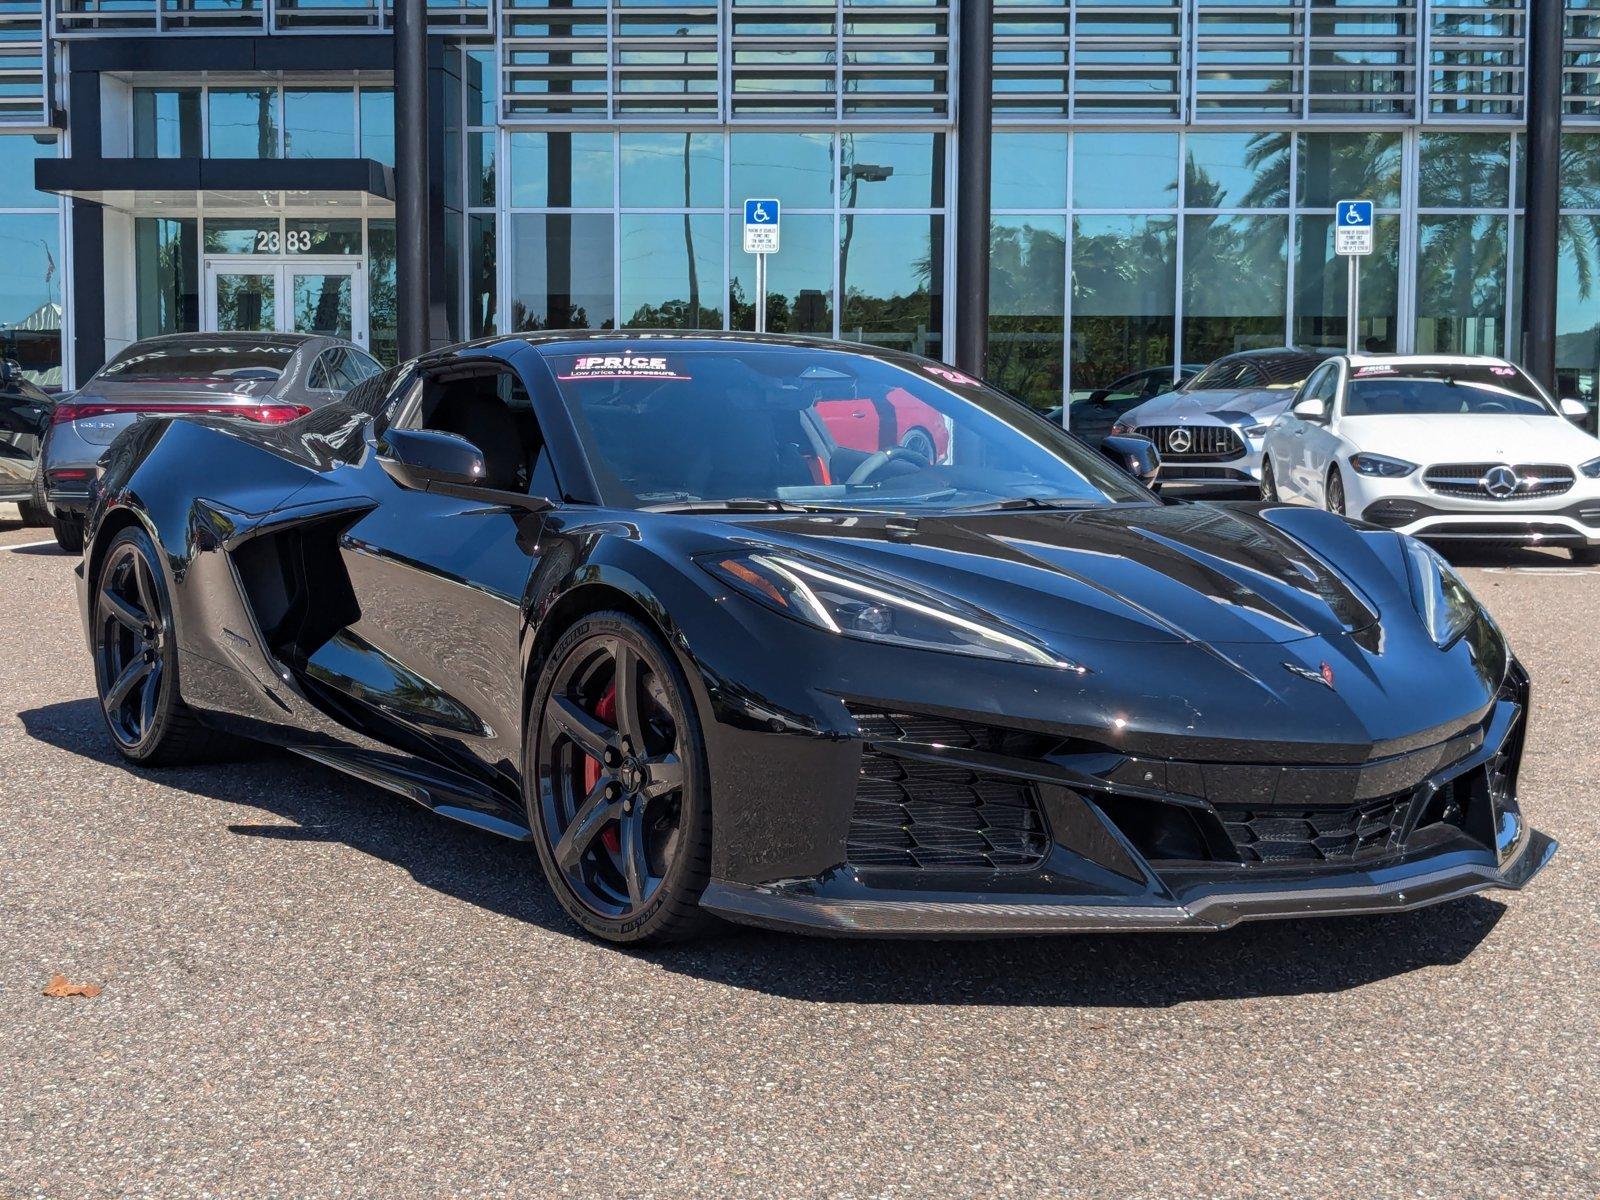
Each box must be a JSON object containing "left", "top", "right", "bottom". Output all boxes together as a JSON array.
[
  {"left": 17, "top": 499, "right": 48, "bottom": 527},
  {"left": 1325, "top": 466, "right": 1347, "bottom": 516},
  {"left": 527, "top": 612, "right": 716, "bottom": 944},
  {"left": 92, "top": 526, "right": 228, "bottom": 765},
  {"left": 1260, "top": 457, "right": 1279, "bottom": 502},
  {"left": 52, "top": 514, "right": 83, "bottom": 553}
]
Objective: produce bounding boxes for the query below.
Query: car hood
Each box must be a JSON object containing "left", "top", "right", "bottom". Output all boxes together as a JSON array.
[
  {"left": 725, "top": 502, "right": 1401, "bottom": 648},
  {"left": 1125, "top": 387, "right": 1297, "bottom": 426},
  {"left": 1337, "top": 413, "right": 1600, "bottom": 465}
]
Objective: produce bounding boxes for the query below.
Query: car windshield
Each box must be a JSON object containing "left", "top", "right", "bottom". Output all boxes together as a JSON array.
[
  {"left": 1187, "top": 353, "right": 1321, "bottom": 392},
  {"left": 1344, "top": 364, "right": 1555, "bottom": 417},
  {"left": 98, "top": 343, "right": 294, "bottom": 383},
  {"left": 544, "top": 344, "right": 1154, "bottom": 512}
]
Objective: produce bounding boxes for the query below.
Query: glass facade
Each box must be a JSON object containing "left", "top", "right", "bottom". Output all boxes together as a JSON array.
[
  {"left": 982, "top": 128, "right": 1525, "bottom": 409},
  {"left": 499, "top": 128, "right": 946, "bottom": 357},
  {"left": 0, "top": 134, "right": 61, "bottom": 384},
  {"left": 9, "top": 5, "right": 1600, "bottom": 408}
]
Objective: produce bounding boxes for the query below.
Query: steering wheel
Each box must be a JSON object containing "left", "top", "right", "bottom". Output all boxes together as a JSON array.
[
  {"left": 846, "top": 445, "right": 930, "bottom": 486},
  {"left": 1477, "top": 400, "right": 1511, "bottom": 413}
]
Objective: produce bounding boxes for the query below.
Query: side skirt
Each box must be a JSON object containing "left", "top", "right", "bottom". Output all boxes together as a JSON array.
[{"left": 288, "top": 743, "right": 534, "bottom": 842}]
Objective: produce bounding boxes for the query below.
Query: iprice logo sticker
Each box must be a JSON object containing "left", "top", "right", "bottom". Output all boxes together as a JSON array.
[{"left": 558, "top": 354, "right": 691, "bottom": 381}]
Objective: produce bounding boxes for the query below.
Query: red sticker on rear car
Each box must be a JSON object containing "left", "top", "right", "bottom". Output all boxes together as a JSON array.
[{"left": 558, "top": 354, "right": 690, "bottom": 381}]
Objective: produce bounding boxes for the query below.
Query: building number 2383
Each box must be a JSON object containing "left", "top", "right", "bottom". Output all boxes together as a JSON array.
[{"left": 253, "top": 228, "right": 317, "bottom": 254}]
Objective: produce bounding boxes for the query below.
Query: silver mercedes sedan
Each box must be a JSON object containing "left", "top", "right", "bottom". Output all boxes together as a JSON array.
[{"left": 38, "top": 333, "right": 382, "bottom": 551}]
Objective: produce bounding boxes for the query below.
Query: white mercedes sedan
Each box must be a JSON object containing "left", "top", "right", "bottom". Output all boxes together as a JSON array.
[{"left": 1261, "top": 354, "right": 1600, "bottom": 564}]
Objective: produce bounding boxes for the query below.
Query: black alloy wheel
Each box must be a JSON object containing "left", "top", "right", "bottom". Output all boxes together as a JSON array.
[
  {"left": 1325, "top": 466, "right": 1347, "bottom": 516},
  {"left": 1260, "top": 457, "right": 1279, "bottom": 502},
  {"left": 92, "top": 526, "right": 225, "bottom": 765},
  {"left": 528, "top": 612, "right": 714, "bottom": 944}
]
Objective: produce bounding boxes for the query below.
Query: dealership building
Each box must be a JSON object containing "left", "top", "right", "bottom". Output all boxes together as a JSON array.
[{"left": 2, "top": 0, "right": 1597, "bottom": 413}]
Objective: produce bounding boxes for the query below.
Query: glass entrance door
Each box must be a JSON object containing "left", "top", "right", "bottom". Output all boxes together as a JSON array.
[{"left": 203, "top": 258, "right": 368, "bottom": 348}]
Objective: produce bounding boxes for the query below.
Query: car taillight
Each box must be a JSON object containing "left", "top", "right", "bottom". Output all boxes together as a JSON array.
[{"left": 51, "top": 401, "right": 311, "bottom": 425}]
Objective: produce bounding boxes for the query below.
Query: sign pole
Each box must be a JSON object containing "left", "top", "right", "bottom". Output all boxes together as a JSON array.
[
  {"left": 756, "top": 253, "right": 767, "bottom": 334},
  {"left": 1334, "top": 199, "right": 1374, "bottom": 355},
  {"left": 1346, "top": 255, "right": 1359, "bottom": 354},
  {"left": 742, "top": 198, "right": 781, "bottom": 337}
]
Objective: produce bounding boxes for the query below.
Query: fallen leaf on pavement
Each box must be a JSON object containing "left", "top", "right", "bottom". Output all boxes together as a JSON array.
[{"left": 42, "top": 974, "right": 102, "bottom": 999}]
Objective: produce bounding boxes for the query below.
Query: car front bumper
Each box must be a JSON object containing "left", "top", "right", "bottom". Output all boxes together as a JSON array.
[
  {"left": 1351, "top": 471, "right": 1600, "bottom": 544},
  {"left": 701, "top": 823, "right": 1555, "bottom": 935},
  {"left": 1126, "top": 422, "right": 1267, "bottom": 485},
  {"left": 694, "top": 655, "right": 1553, "bottom": 937}
]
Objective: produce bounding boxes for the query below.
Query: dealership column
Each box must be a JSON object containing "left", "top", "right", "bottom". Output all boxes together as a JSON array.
[
  {"left": 1520, "top": 0, "right": 1562, "bottom": 389},
  {"left": 394, "top": 0, "right": 430, "bottom": 360},
  {"left": 953, "top": 0, "right": 993, "bottom": 380}
]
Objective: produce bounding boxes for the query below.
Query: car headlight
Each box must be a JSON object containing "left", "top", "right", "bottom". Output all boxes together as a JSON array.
[
  {"left": 1110, "top": 421, "right": 1133, "bottom": 436},
  {"left": 1350, "top": 452, "right": 1418, "bottom": 478},
  {"left": 1580, "top": 456, "right": 1600, "bottom": 479},
  {"left": 1400, "top": 536, "right": 1478, "bottom": 647},
  {"left": 699, "top": 550, "right": 1087, "bottom": 671},
  {"left": 1243, "top": 423, "right": 1273, "bottom": 438}
]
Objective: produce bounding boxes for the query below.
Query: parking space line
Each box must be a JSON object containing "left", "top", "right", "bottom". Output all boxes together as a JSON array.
[{"left": 2, "top": 539, "right": 61, "bottom": 551}]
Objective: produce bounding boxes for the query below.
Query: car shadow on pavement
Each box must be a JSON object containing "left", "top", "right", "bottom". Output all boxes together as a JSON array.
[{"left": 20, "top": 696, "right": 1507, "bottom": 1009}]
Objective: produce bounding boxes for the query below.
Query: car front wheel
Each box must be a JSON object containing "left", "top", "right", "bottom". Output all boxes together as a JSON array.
[
  {"left": 526, "top": 611, "right": 716, "bottom": 945},
  {"left": 1260, "top": 457, "right": 1279, "bottom": 502},
  {"left": 1325, "top": 466, "right": 1347, "bottom": 516}
]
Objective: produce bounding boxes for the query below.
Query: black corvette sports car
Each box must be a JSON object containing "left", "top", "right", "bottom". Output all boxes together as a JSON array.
[{"left": 75, "top": 332, "right": 1554, "bottom": 943}]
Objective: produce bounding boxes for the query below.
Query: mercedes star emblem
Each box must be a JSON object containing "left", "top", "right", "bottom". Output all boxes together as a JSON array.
[
  {"left": 1482, "top": 464, "right": 1519, "bottom": 498},
  {"left": 1168, "top": 427, "right": 1192, "bottom": 453}
]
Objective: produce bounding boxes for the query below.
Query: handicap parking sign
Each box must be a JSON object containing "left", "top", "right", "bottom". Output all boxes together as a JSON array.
[
  {"left": 1335, "top": 200, "right": 1374, "bottom": 255},
  {"left": 743, "top": 199, "right": 781, "bottom": 254}
]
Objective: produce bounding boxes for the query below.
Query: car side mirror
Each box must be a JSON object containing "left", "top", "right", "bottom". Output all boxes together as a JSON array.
[
  {"left": 1101, "top": 434, "right": 1161, "bottom": 487},
  {"left": 1292, "top": 397, "right": 1327, "bottom": 422},
  {"left": 1088, "top": 388, "right": 1110, "bottom": 405},
  {"left": 376, "top": 426, "right": 487, "bottom": 491},
  {"left": 1559, "top": 397, "right": 1588, "bottom": 420},
  {"left": 0, "top": 358, "right": 21, "bottom": 386}
]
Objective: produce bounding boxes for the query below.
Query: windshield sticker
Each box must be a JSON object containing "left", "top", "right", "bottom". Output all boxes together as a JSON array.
[
  {"left": 1490, "top": 365, "right": 1515, "bottom": 376},
  {"left": 558, "top": 354, "right": 690, "bottom": 381},
  {"left": 922, "top": 365, "right": 978, "bottom": 388},
  {"left": 1353, "top": 365, "right": 1398, "bottom": 377}
]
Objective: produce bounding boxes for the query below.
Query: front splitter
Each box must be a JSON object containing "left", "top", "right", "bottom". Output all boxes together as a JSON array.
[{"left": 699, "top": 827, "right": 1556, "bottom": 938}]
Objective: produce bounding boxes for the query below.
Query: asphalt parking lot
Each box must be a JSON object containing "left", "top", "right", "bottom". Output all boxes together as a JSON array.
[{"left": 0, "top": 504, "right": 1595, "bottom": 1200}]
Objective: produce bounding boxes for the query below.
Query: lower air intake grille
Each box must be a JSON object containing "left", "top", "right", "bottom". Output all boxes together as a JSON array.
[
  {"left": 1217, "top": 796, "right": 1407, "bottom": 864},
  {"left": 846, "top": 746, "right": 1051, "bottom": 870}
]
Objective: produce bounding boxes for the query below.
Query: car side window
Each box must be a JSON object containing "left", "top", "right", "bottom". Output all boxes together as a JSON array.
[
  {"left": 309, "top": 349, "right": 344, "bottom": 391},
  {"left": 408, "top": 365, "right": 559, "bottom": 497},
  {"left": 344, "top": 351, "right": 382, "bottom": 387},
  {"left": 1298, "top": 364, "right": 1338, "bottom": 413}
]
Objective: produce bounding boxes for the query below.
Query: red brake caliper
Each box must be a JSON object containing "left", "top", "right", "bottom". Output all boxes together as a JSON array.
[{"left": 584, "top": 683, "right": 622, "bottom": 854}]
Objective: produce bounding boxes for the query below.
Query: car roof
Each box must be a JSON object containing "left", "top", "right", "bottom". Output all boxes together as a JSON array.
[
  {"left": 421, "top": 329, "right": 973, "bottom": 379},
  {"left": 1209, "top": 346, "right": 1337, "bottom": 383},
  {"left": 118, "top": 332, "right": 319, "bottom": 352},
  {"left": 1341, "top": 352, "right": 1514, "bottom": 369}
]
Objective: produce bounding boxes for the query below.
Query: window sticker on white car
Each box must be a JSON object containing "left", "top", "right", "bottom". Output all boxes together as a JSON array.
[
  {"left": 557, "top": 354, "right": 690, "bottom": 381},
  {"left": 1490, "top": 366, "right": 1515, "bottom": 376},
  {"left": 1353, "top": 365, "right": 1397, "bottom": 377}
]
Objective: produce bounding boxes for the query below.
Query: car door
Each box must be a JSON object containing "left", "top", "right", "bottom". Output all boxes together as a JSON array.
[
  {"left": 1278, "top": 363, "right": 1338, "bottom": 500},
  {"left": 1298, "top": 362, "right": 1346, "bottom": 505},
  {"left": 815, "top": 396, "right": 884, "bottom": 453},
  {"left": 317, "top": 350, "right": 562, "bottom": 793}
]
